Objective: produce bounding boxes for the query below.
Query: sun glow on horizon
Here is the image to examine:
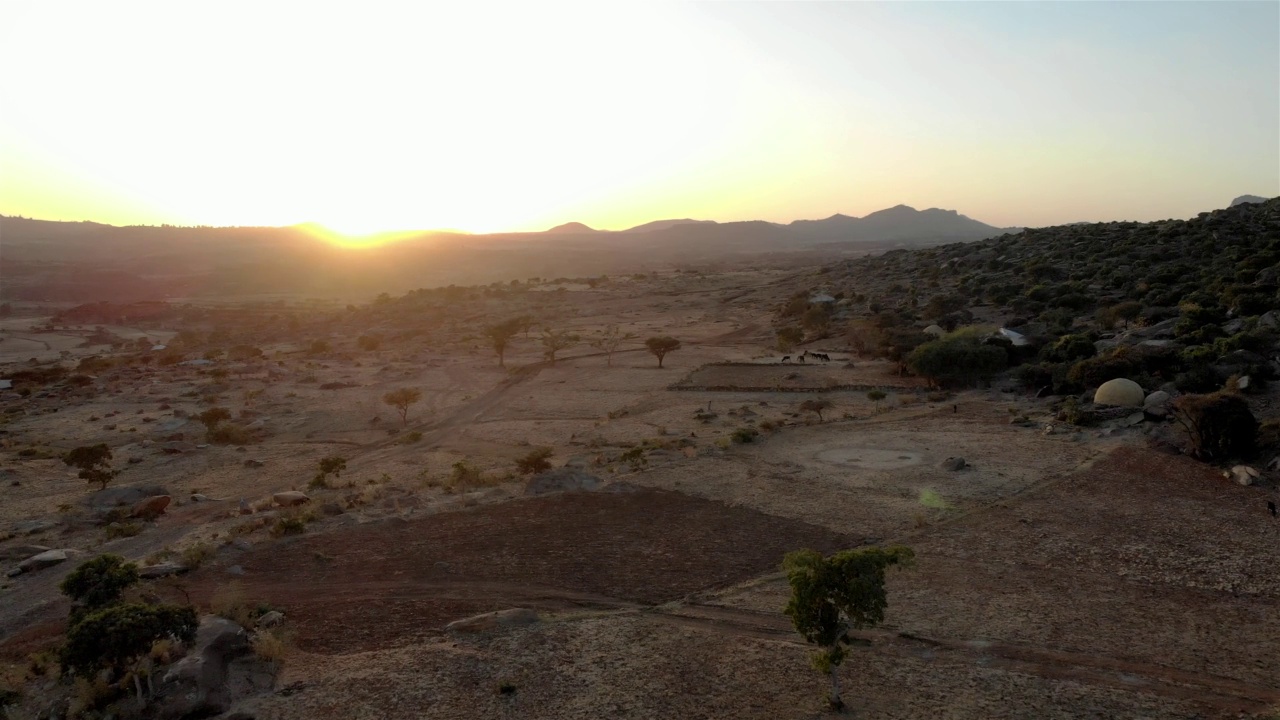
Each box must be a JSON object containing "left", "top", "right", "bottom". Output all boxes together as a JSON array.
[{"left": 0, "top": 2, "right": 1276, "bottom": 231}]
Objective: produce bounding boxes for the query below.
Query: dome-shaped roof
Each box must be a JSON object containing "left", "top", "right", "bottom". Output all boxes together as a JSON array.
[
  {"left": 923, "top": 324, "right": 945, "bottom": 338},
  {"left": 1094, "top": 378, "right": 1145, "bottom": 407}
]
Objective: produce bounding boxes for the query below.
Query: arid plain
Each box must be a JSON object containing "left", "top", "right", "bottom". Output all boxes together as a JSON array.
[{"left": 1, "top": 265, "right": 1278, "bottom": 719}]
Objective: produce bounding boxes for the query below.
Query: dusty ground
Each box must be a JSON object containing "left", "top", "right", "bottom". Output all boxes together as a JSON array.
[{"left": 1, "top": 270, "right": 1278, "bottom": 718}]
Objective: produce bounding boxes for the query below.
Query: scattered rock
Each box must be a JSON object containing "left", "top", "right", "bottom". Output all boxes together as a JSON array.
[
  {"left": 1122, "top": 412, "right": 1146, "bottom": 427},
  {"left": 159, "top": 441, "right": 197, "bottom": 454},
  {"left": 243, "top": 459, "right": 265, "bottom": 469},
  {"left": 132, "top": 494, "right": 172, "bottom": 519},
  {"left": 11, "top": 519, "right": 56, "bottom": 536},
  {"left": 139, "top": 561, "right": 188, "bottom": 579},
  {"left": 256, "top": 611, "right": 285, "bottom": 629},
  {"left": 227, "top": 565, "right": 245, "bottom": 576},
  {"left": 940, "top": 457, "right": 967, "bottom": 471},
  {"left": 445, "top": 608, "right": 539, "bottom": 634},
  {"left": 17, "top": 548, "right": 71, "bottom": 573},
  {"left": 0, "top": 544, "right": 51, "bottom": 562},
  {"left": 272, "top": 491, "right": 310, "bottom": 507},
  {"left": 525, "top": 468, "right": 602, "bottom": 496},
  {"left": 318, "top": 502, "right": 345, "bottom": 517},
  {"left": 157, "top": 616, "right": 266, "bottom": 719},
  {"left": 85, "top": 483, "right": 171, "bottom": 509}
]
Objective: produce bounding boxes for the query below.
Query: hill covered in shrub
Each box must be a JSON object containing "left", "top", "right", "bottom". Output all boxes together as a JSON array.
[{"left": 775, "top": 199, "right": 1280, "bottom": 396}]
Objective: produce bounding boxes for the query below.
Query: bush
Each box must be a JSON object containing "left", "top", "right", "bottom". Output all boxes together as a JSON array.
[
  {"left": 208, "top": 423, "right": 254, "bottom": 445},
  {"left": 180, "top": 542, "right": 216, "bottom": 569},
  {"left": 731, "top": 427, "right": 759, "bottom": 444},
  {"left": 1040, "top": 333, "right": 1097, "bottom": 364},
  {"left": 515, "top": 447, "right": 554, "bottom": 475},
  {"left": 1171, "top": 392, "right": 1258, "bottom": 460},
  {"left": 907, "top": 329, "right": 1007, "bottom": 387},
  {"left": 60, "top": 555, "right": 139, "bottom": 611}
]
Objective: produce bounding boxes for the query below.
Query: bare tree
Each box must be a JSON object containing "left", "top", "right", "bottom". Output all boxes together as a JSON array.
[
  {"left": 541, "top": 329, "right": 579, "bottom": 365},
  {"left": 382, "top": 388, "right": 422, "bottom": 426},
  {"left": 590, "top": 325, "right": 634, "bottom": 367}
]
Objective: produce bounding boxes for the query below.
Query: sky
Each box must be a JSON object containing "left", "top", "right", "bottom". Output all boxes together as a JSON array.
[{"left": 0, "top": 1, "right": 1276, "bottom": 235}]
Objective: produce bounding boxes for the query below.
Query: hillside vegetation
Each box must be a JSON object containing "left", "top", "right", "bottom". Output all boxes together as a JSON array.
[{"left": 779, "top": 198, "right": 1280, "bottom": 399}]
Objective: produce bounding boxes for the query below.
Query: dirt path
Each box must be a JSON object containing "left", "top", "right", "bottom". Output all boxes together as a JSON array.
[{"left": 642, "top": 603, "right": 1280, "bottom": 714}]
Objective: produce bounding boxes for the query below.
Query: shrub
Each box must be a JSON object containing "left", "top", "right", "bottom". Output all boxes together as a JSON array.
[
  {"left": 907, "top": 329, "right": 1007, "bottom": 387},
  {"left": 252, "top": 630, "right": 287, "bottom": 664},
  {"left": 60, "top": 554, "right": 139, "bottom": 611},
  {"left": 515, "top": 447, "right": 554, "bottom": 475},
  {"left": 1170, "top": 392, "right": 1258, "bottom": 460},
  {"left": 271, "top": 516, "right": 307, "bottom": 537},
  {"left": 208, "top": 423, "right": 254, "bottom": 445},
  {"left": 731, "top": 427, "right": 759, "bottom": 444},
  {"left": 180, "top": 542, "right": 216, "bottom": 569},
  {"left": 104, "top": 522, "right": 141, "bottom": 540},
  {"left": 1040, "top": 333, "right": 1097, "bottom": 364}
]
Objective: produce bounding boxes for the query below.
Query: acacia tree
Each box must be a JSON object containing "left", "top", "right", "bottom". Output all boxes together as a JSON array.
[
  {"left": 515, "top": 447, "right": 554, "bottom": 475},
  {"left": 866, "top": 389, "right": 887, "bottom": 413},
  {"left": 59, "top": 554, "right": 196, "bottom": 706},
  {"left": 783, "top": 545, "right": 915, "bottom": 711},
  {"left": 541, "top": 329, "right": 579, "bottom": 365},
  {"left": 382, "top": 387, "right": 422, "bottom": 426},
  {"left": 644, "top": 336, "right": 681, "bottom": 368},
  {"left": 800, "top": 398, "right": 834, "bottom": 422},
  {"left": 591, "top": 325, "right": 634, "bottom": 367},
  {"left": 63, "top": 444, "right": 119, "bottom": 491},
  {"left": 60, "top": 554, "right": 140, "bottom": 620},
  {"left": 486, "top": 319, "right": 523, "bottom": 367}
]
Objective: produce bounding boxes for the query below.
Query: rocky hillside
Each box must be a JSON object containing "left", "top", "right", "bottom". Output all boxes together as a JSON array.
[{"left": 775, "top": 198, "right": 1280, "bottom": 399}]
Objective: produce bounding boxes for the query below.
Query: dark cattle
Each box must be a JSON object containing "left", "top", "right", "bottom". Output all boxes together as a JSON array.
[
  {"left": 781, "top": 356, "right": 791, "bottom": 363},
  {"left": 1269, "top": 500, "right": 1277, "bottom": 517}
]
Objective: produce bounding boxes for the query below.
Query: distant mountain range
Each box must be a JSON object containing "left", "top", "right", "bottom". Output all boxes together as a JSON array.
[
  {"left": 0, "top": 204, "right": 1016, "bottom": 301},
  {"left": 541, "top": 204, "right": 1017, "bottom": 244}
]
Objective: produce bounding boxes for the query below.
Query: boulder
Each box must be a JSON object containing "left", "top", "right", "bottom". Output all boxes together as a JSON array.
[
  {"left": 1227, "top": 465, "right": 1260, "bottom": 486},
  {"left": 132, "top": 495, "right": 172, "bottom": 519},
  {"left": 445, "top": 608, "right": 539, "bottom": 634},
  {"left": 85, "top": 483, "right": 171, "bottom": 509},
  {"left": 940, "top": 457, "right": 967, "bottom": 471},
  {"left": 157, "top": 617, "right": 258, "bottom": 719},
  {"left": 1094, "top": 378, "right": 1145, "bottom": 407},
  {"left": 10, "top": 519, "right": 56, "bottom": 536},
  {"left": 272, "top": 491, "right": 310, "bottom": 507},
  {"left": 243, "top": 459, "right": 265, "bottom": 469},
  {"left": 139, "top": 561, "right": 188, "bottom": 579},
  {"left": 0, "top": 544, "right": 51, "bottom": 562},
  {"left": 1144, "top": 391, "right": 1172, "bottom": 411},
  {"left": 17, "top": 548, "right": 71, "bottom": 573},
  {"left": 159, "top": 441, "right": 197, "bottom": 454},
  {"left": 525, "top": 468, "right": 602, "bottom": 496},
  {"left": 256, "top": 611, "right": 285, "bottom": 629}
]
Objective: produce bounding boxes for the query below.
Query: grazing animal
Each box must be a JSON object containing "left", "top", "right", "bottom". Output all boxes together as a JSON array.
[
  {"left": 798, "top": 354, "right": 806, "bottom": 363},
  {"left": 781, "top": 356, "right": 791, "bottom": 363},
  {"left": 1270, "top": 500, "right": 1277, "bottom": 517},
  {"left": 818, "top": 353, "right": 831, "bottom": 362}
]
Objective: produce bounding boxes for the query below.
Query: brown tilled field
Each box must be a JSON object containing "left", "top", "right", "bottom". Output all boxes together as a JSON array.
[{"left": 184, "top": 488, "right": 858, "bottom": 654}]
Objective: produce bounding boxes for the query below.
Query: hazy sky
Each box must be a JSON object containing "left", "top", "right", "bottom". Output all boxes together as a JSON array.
[{"left": 1, "top": 1, "right": 1276, "bottom": 234}]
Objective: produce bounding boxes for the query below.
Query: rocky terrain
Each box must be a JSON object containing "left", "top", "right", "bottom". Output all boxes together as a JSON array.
[{"left": 1, "top": 206, "right": 1278, "bottom": 718}]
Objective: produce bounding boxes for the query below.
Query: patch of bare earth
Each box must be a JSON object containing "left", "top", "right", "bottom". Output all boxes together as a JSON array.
[{"left": 185, "top": 488, "right": 856, "bottom": 654}]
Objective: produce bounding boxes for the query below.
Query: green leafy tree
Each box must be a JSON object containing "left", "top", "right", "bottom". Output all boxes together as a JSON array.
[
  {"left": 515, "top": 447, "right": 554, "bottom": 475},
  {"left": 60, "top": 603, "right": 198, "bottom": 701},
  {"left": 382, "top": 387, "right": 422, "bottom": 427},
  {"left": 590, "top": 325, "right": 634, "bottom": 367},
  {"left": 783, "top": 546, "right": 915, "bottom": 710},
  {"left": 866, "top": 389, "right": 887, "bottom": 412},
  {"left": 776, "top": 326, "right": 804, "bottom": 353},
  {"left": 907, "top": 329, "right": 1007, "bottom": 387},
  {"left": 312, "top": 455, "right": 348, "bottom": 488},
  {"left": 541, "top": 329, "right": 579, "bottom": 365},
  {"left": 644, "top": 336, "right": 681, "bottom": 368},
  {"left": 63, "top": 444, "right": 119, "bottom": 491},
  {"left": 60, "top": 554, "right": 140, "bottom": 616},
  {"left": 486, "top": 319, "right": 523, "bottom": 367}
]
